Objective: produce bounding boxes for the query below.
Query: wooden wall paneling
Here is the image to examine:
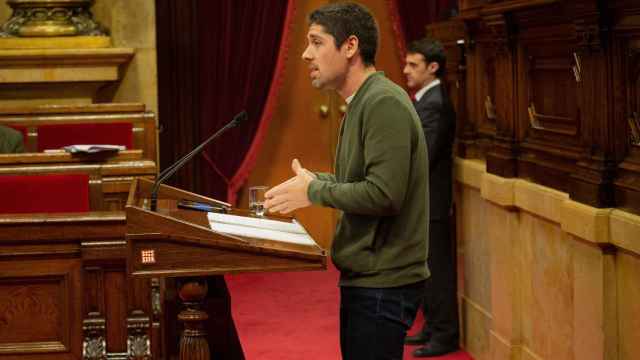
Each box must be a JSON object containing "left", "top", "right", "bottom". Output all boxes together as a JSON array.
[
  {"left": 476, "top": 40, "right": 497, "bottom": 137},
  {"left": 460, "top": 19, "right": 499, "bottom": 159},
  {"left": 456, "top": 22, "right": 478, "bottom": 158},
  {"left": 426, "top": 20, "right": 473, "bottom": 158},
  {"left": 613, "top": 2, "right": 640, "bottom": 214},
  {"left": 482, "top": 12, "right": 519, "bottom": 178},
  {"left": 566, "top": 0, "right": 618, "bottom": 207},
  {"left": 81, "top": 265, "right": 108, "bottom": 360},
  {"left": 0, "top": 248, "right": 83, "bottom": 359},
  {"left": 80, "top": 234, "right": 154, "bottom": 358},
  {"left": 515, "top": 18, "right": 585, "bottom": 192},
  {"left": 454, "top": 0, "right": 639, "bottom": 211},
  {"left": 82, "top": 267, "right": 127, "bottom": 359},
  {"left": 125, "top": 277, "right": 152, "bottom": 359}
]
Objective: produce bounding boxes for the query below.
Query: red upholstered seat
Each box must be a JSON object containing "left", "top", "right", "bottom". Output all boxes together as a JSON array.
[
  {"left": 0, "top": 174, "right": 90, "bottom": 213},
  {"left": 37, "top": 123, "right": 133, "bottom": 151}
]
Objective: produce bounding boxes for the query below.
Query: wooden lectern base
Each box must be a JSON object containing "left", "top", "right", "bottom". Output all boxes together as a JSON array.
[{"left": 166, "top": 276, "right": 245, "bottom": 360}]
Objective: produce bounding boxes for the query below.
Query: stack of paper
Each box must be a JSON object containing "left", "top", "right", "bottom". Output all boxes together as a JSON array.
[
  {"left": 207, "top": 212, "right": 316, "bottom": 246},
  {"left": 63, "top": 144, "right": 126, "bottom": 154}
]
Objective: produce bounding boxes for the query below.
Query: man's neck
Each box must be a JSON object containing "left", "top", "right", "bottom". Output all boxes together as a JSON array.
[
  {"left": 337, "top": 65, "right": 377, "bottom": 100},
  {"left": 414, "top": 78, "right": 441, "bottom": 102},
  {"left": 419, "top": 77, "right": 438, "bottom": 90}
]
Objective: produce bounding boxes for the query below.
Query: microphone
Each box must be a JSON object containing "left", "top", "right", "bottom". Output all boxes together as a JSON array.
[{"left": 149, "top": 110, "right": 248, "bottom": 211}]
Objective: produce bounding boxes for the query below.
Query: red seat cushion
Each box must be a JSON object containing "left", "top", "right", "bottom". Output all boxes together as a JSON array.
[
  {"left": 0, "top": 174, "right": 90, "bottom": 213},
  {"left": 37, "top": 123, "right": 133, "bottom": 151}
]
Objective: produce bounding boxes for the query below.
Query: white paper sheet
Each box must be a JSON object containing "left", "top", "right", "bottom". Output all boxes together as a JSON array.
[{"left": 207, "top": 213, "right": 316, "bottom": 246}]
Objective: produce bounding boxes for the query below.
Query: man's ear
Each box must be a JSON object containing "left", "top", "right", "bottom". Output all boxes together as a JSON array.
[
  {"left": 428, "top": 61, "right": 440, "bottom": 75},
  {"left": 344, "top": 35, "right": 359, "bottom": 59}
]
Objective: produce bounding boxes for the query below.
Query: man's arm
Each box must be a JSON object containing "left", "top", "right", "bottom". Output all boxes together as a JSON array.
[
  {"left": 419, "top": 101, "right": 452, "bottom": 170},
  {"left": 314, "top": 172, "right": 336, "bottom": 182},
  {"left": 308, "top": 96, "right": 414, "bottom": 216}
]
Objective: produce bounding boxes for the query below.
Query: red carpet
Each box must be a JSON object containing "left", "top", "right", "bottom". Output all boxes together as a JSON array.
[{"left": 226, "top": 263, "right": 473, "bottom": 360}]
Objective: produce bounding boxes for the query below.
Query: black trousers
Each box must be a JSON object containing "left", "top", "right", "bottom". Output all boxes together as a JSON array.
[
  {"left": 420, "top": 219, "right": 459, "bottom": 347},
  {"left": 340, "top": 281, "right": 424, "bottom": 360}
]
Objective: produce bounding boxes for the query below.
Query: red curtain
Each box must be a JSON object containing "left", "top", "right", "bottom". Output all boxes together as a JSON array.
[
  {"left": 156, "top": 0, "right": 293, "bottom": 204},
  {"left": 197, "top": 0, "right": 294, "bottom": 204}
]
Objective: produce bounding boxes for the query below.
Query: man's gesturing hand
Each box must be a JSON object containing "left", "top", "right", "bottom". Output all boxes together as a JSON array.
[{"left": 264, "top": 159, "right": 316, "bottom": 214}]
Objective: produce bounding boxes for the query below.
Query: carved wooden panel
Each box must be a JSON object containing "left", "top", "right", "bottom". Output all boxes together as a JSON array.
[
  {"left": 513, "top": 14, "right": 584, "bottom": 190},
  {"left": 473, "top": 27, "right": 499, "bottom": 136},
  {"left": 0, "top": 258, "right": 82, "bottom": 358},
  {"left": 426, "top": 20, "right": 469, "bottom": 152},
  {"left": 518, "top": 39, "right": 582, "bottom": 148},
  {"left": 614, "top": 9, "right": 640, "bottom": 213},
  {"left": 0, "top": 212, "right": 157, "bottom": 359},
  {"left": 450, "top": 0, "right": 640, "bottom": 211},
  {"left": 0, "top": 280, "right": 65, "bottom": 345},
  {"left": 81, "top": 241, "right": 154, "bottom": 359},
  {"left": 526, "top": 54, "right": 578, "bottom": 136}
]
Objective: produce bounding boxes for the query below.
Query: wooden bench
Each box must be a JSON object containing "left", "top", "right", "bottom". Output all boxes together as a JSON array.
[
  {"left": 0, "top": 103, "right": 157, "bottom": 210},
  {"left": 0, "top": 103, "right": 156, "bottom": 159}
]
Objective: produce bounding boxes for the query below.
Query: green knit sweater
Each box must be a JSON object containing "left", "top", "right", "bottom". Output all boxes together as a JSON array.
[
  {"left": 0, "top": 125, "right": 24, "bottom": 154},
  {"left": 308, "top": 72, "right": 430, "bottom": 288}
]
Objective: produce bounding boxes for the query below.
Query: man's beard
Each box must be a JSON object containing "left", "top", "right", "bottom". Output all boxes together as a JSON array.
[{"left": 311, "top": 78, "right": 323, "bottom": 88}]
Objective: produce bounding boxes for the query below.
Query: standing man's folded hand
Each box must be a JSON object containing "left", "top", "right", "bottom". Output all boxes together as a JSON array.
[{"left": 264, "top": 158, "right": 316, "bottom": 214}]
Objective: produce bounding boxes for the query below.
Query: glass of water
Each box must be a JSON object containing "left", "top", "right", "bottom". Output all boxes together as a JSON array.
[{"left": 248, "top": 185, "right": 268, "bottom": 217}]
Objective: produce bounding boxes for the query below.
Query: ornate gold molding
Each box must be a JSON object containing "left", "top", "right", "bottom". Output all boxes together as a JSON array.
[{"left": 0, "top": 0, "right": 108, "bottom": 37}]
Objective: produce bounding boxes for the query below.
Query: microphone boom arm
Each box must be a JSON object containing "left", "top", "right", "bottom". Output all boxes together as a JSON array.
[{"left": 149, "top": 110, "right": 247, "bottom": 211}]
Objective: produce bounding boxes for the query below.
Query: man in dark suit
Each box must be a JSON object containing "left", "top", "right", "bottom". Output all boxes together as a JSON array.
[
  {"left": 0, "top": 125, "right": 24, "bottom": 153},
  {"left": 403, "top": 38, "right": 459, "bottom": 358}
]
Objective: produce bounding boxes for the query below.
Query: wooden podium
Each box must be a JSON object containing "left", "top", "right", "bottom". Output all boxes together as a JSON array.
[{"left": 125, "top": 178, "right": 326, "bottom": 359}]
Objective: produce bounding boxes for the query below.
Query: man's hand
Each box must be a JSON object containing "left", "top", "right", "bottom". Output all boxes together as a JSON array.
[{"left": 264, "top": 159, "right": 316, "bottom": 214}]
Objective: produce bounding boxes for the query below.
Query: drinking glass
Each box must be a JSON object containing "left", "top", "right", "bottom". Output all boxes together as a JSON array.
[{"left": 248, "top": 185, "right": 268, "bottom": 216}]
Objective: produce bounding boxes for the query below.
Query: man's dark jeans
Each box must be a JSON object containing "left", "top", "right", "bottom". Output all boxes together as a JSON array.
[{"left": 340, "top": 280, "right": 425, "bottom": 360}]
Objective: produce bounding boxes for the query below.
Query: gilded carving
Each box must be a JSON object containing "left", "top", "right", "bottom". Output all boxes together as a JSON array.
[
  {"left": 0, "top": 0, "right": 108, "bottom": 38},
  {"left": 82, "top": 316, "right": 106, "bottom": 360},
  {"left": 150, "top": 278, "right": 162, "bottom": 317},
  {"left": 127, "top": 311, "right": 151, "bottom": 359}
]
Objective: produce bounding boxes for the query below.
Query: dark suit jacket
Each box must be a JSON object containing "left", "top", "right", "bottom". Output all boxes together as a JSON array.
[{"left": 414, "top": 83, "right": 456, "bottom": 220}]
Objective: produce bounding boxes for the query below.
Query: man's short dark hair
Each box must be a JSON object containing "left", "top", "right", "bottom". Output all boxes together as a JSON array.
[
  {"left": 407, "top": 38, "right": 447, "bottom": 78},
  {"left": 309, "top": 2, "right": 378, "bottom": 66}
]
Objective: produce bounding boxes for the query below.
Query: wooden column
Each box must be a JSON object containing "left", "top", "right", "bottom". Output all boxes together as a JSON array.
[
  {"left": 484, "top": 13, "right": 519, "bottom": 178},
  {"left": 177, "top": 279, "right": 210, "bottom": 360},
  {"left": 568, "top": 0, "right": 617, "bottom": 207}
]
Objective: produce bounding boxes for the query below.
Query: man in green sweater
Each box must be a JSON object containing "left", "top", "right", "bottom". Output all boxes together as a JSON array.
[
  {"left": 0, "top": 125, "right": 24, "bottom": 153},
  {"left": 265, "top": 3, "right": 429, "bottom": 359}
]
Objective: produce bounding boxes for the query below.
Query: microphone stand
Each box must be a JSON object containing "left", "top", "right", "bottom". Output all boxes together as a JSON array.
[{"left": 149, "top": 110, "right": 247, "bottom": 211}]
